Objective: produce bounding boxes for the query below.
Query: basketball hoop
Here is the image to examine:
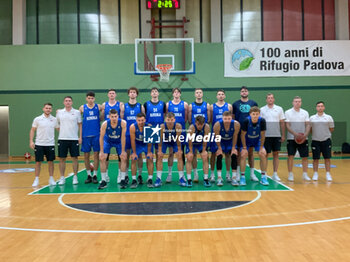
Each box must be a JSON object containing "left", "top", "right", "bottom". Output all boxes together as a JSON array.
[{"left": 156, "top": 64, "right": 173, "bottom": 82}]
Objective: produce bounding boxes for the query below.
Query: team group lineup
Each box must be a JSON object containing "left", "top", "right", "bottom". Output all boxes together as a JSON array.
[{"left": 29, "top": 86, "right": 335, "bottom": 189}]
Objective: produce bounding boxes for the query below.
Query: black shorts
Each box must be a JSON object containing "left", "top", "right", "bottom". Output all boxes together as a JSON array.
[
  {"left": 264, "top": 137, "right": 281, "bottom": 153},
  {"left": 34, "top": 145, "right": 55, "bottom": 162},
  {"left": 311, "top": 139, "right": 332, "bottom": 159},
  {"left": 287, "top": 139, "right": 309, "bottom": 158},
  {"left": 58, "top": 140, "right": 80, "bottom": 158}
]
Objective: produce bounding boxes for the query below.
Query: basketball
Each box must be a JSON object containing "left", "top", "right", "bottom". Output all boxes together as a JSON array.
[
  {"left": 295, "top": 133, "right": 306, "bottom": 144},
  {"left": 24, "top": 152, "right": 31, "bottom": 160},
  {"left": 89, "top": 163, "right": 94, "bottom": 172}
]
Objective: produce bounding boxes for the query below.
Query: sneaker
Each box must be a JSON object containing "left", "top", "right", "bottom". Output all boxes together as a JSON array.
[
  {"left": 250, "top": 173, "right": 259, "bottom": 182},
  {"left": 92, "top": 176, "right": 98, "bottom": 184},
  {"left": 130, "top": 179, "right": 138, "bottom": 189},
  {"left": 117, "top": 173, "right": 121, "bottom": 184},
  {"left": 147, "top": 178, "right": 153, "bottom": 188},
  {"left": 179, "top": 176, "right": 187, "bottom": 187},
  {"left": 58, "top": 176, "right": 65, "bottom": 185},
  {"left": 187, "top": 179, "right": 193, "bottom": 187},
  {"left": 98, "top": 180, "right": 107, "bottom": 190},
  {"left": 85, "top": 176, "right": 92, "bottom": 184},
  {"left": 239, "top": 176, "right": 246, "bottom": 186},
  {"left": 260, "top": 176, "right": 269, "bottom": 186},
  {"left": 106, "top": 174, "right": 110, "bottom": 183},
  {"left": 32, "top": 177, "right": 39, "bottom": 187},
  {"left": 288, "top": 173, "right": 294, "bottom": 182},
  {"left": 120, "top": 179, "right": 127, "bottom": 189},
  {"left": 226, "top": 174, "right": 232, "bottom": 183},
  {"left": 210, "top": 174, "right": 215, "bottom": 183},
  {"left": 193, "top": 173, "right": 199, "bottom": 183},
  {"left": 217, "top": 179, "right": 223, "bottom": 186},
  {"left": 231, "top": 179, "right": 239, "bottom": 187},
  {"left": 166, "top": 174, "right": 172, "bottom": 183},
  {"left": 125, "top": 176, "right": 129, "bottom": 185},
  {"left": 154, "top": 177, "right": 162, "bottom": 188},
  {"left": 312, "top": 172, "right": 318, "bottom": 181},
  {"left": 326, "top": 173, "right": 333, "bottom": 182},
  {"left": 72, "top": 175, "right": 79, "bottom": 185},
  {"left": 303, "top": 173, "right": 311, "bottom": 181},
  {"left": 49, "top": 177, "right": 56, "bottom": 186},
  {"left": 203, "top": 179, "right": 211, "bottom": 187},
  {"left": 137, "top": 175, "right": 143, "bottom": 185},
  {"left": 271, "top": 173, "right": 281, "bottom": 182}
]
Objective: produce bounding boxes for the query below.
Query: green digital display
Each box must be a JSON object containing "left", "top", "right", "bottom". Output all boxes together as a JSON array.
[{"left": 146, "top": 0, "right": 180, "bottom": 9}]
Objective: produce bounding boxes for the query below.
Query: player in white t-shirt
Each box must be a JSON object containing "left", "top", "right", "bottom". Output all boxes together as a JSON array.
[
  {"left": 285, "top": 96, "right": 311, "bottom": 182},
  {"left": 56, "top": 96, "right": 82, "bottom": 185},
  {"left": 29, "top": 103, "right": 59, "bottom": 187},
  {"left": 260, "top": 93, "right": 285, "bottom": 181},
  {"left": 310, "top": 101, "right": 334, "bottom": 181}
]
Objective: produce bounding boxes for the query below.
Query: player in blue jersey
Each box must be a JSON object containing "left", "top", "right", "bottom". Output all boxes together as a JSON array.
[
  {"left": 213, "top": 111, "right": 240, "bottom": 186},
  {"left": 209, "top": 89, "right": 232, "bottom": 183},
  {"left": 239, "top": 106, "right": 268, "bottom": 186},
  {"left": 129, "top": 113, "right": 154, "bottom": 189},
  {"left": 79, "top": 91, "right": 102, "bottom": 184},
  {"left": 188, "top": 88, "right": 210, "bottom": 183},
  {"left": 101, "top": 89, "right": 124, "bottom": 183},
  {"left": 98, "top": 109, "right": 127, "bottom": 189},
  {"left": 156, "top": 112, "right": 185, "bottom": 187},
  {"left": 124, "top": 87, "right": 145, "bottom": 185},
  {"left": 185, "top": 115, "right": 211, "bottom": 187},
  {"left": 232, "top": 86, "right": 259, "bottom": 181},
  {"left": 166, "top": 88, "right": 188, "bottom": 182}
]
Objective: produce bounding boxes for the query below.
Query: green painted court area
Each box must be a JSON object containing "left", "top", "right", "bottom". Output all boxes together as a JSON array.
[{"left": 31, "top": 160, "right": 291, "bottom": 194}]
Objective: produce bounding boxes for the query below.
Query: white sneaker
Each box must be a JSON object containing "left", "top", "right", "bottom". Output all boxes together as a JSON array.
[
  {"left": 72, "top": 175, "right": 78, "bottom": 185},
  {"left": 49, "top": 177, "right": 56, "bottom": 186},
  {"left": 312, "top": 172, "right": 318, "bottom": 181},
  {"left": 106, "top": 174, "right": 110, "bottom": 183},
  {"left": 193, "top": 173, "right": 199, "bottom": 183},
  {"left": 250, "top": 173, "right": 259, "bottom": 182},
  {"left": 166, "top": 174, "right": 172, "bottom": 183},
  {"left": 326, "top": 173, "right": 333, "bottom": 182},
  {"left": 226, "top": 174, "right": 232, "bottom": 182},
  {"left": 32, "top": 177, "right": 39, "bottom": 187},
  {"left": 272, "top": 173, "right": 281, "bottom": 181},
  {"left": 288, "top": 173, "right": 294, "bottom": 181},
  {"left": 116, "top": 173, "right": 121, "bottom": 183},
  {"left": 303, "top": 173, "right": 311, "bottom": 181},
  {"left": 210, "top": 174, "right": 215, "bottom": 182},
  {"left": 58, "top": 176, "right": 65, "bottom": 185}
]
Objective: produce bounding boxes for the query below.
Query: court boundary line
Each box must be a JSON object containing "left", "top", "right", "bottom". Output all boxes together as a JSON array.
[{"left": 57, "top": 191, "right": 261, "bottom": 217}]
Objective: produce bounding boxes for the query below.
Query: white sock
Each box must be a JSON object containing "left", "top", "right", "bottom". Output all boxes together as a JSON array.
[
  {"left": 217, "top": 171, "right": 222, "bottom": 178},
  {"left": 303, "top": 172, "right": 308, "bottom": 176},
  {"left": 121, "top": 172, "right": 126, "bottom": 180},
  {"left": 326, "top": 171, "right": 331, "bottom": 175},
  {"left": 148, "top": 175, "right": 152, "bottom": 180},
  {"left": 250, "top": 168, "right": 255, "bottom": 176},
  {"left": 232, "top": 172, "right": 237, "bottom": 180},
  {"left": 93, "top": 170, "right": 97, "bottom": 177},
  {"left": 106, "top": 169, "right": 108, "bottom": 175},
  {"left": 237, "top": 166, "right": 241, "bottom": 174},
  {"left": 187, "top": 174, "right": 191, "bottom": 180},
  {"left": 193, "top": 168, "right": 198, "bottom": 175},
  {"left": 289, "top": 172, "right": 293, "bottom": 176},
  {"left": 101, "top": 172, "right": 106, "bottom": 181},
  {"left": 204, "top": 174, "right": 208, "bottom": 179},
  {"left": 226, "top": 171, "right": 230, "bottom": 177},
  {"left": 273, "top": 171, "right": 278, "bottom": 176},
  {"left": 168, "top": 166, "right": 172, "bottom": 175},
  {"left": 210, "top": 170, "right": 215, "bottom": 176},
  {"left": 132, "top": 175, "right": 136, "bottom": 180},
  {"left": 178, "top": 171, "right": 184, "bottom": 178},
  {"left": 87, "top": 170, "right": 91, "bottom": 177},
  {"left": 138, "top": 168, "right": 142, "bottom": 176},
  {"left": 157, "top": 171, "right": 162, "bottom": 179},
  {"left": 314, "top": 171, "right": 318, "bottom": 175}
]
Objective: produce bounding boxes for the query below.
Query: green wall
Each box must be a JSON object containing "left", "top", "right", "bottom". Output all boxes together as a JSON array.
[{"left": 0, "top": 43, "right": 349, "bottom": 156}]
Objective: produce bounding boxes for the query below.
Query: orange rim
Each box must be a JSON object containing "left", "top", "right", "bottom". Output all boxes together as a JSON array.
[{"left": 156, "top": 64, "right": 173, "bottom": 73}]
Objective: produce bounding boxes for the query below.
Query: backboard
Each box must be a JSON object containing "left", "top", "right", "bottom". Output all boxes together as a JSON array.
[{"left": 134, "top": 38, "right": 195, "bottom": 75}]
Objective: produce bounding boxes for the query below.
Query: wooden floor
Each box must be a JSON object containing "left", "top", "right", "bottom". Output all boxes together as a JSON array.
[{"left": 0, "top": 156, "right": 350, "bottom": 262}]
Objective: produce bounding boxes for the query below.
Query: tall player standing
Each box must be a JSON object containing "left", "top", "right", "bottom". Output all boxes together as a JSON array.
[
  {"left": 166, "top": 88, "right": 188, "bottom": 183},
  {"left": 188, "top": 88, "right": 210, "bottom": 182},
  {"left": 209, "top": 89, "right": 232, "bottom": 183},
  {"left": 79, "top": 91, "right": 101, "bottom": 184},
  {"left": 232, "top": 86, "right": 258, "bottom": 181}
]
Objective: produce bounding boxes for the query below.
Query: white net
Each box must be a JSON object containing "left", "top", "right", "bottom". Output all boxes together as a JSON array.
[{"left": 156, "top": 64, "right": 173, "bottom": 82}]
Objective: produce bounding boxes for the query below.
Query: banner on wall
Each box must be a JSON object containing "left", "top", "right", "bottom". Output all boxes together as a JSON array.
[{"left": 224, "top": 40, "right": 350, "bottom": 77}]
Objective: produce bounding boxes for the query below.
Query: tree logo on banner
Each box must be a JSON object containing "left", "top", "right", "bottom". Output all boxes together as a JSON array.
[{"left": 231, "top": 49, "right": 254, "bottom": 71}]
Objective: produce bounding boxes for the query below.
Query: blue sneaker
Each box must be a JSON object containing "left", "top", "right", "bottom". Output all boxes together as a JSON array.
[
  {"left": 239, "top": 176, "right": 246, "bottom": 186},
  {"left": 154, "top": 177, "right": 162, "bottom": 188},
  {"left": 260, "top": 175, "right": 269, "bottom": 186},
  {"left": 179, "top": 176, "right": 187, "bottom": 187},
  {"left": 187, "top": 179, "right": 193, "bottom": 187},
  {"left": 203, "top": 179, "right": 211, "bottom": 187}
]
